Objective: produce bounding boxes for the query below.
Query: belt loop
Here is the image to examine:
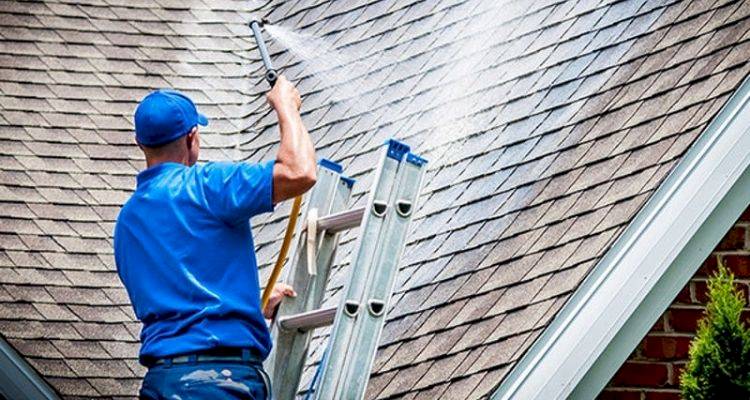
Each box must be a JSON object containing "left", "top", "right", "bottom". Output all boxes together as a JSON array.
[
  {"left": 188, "top": 354, "right": 198, "bottom": 364},
  {"left": 242, "top": 348, "right": 250, "bottom": 363},
  {"left": 165, "top": 358, "right": 173, "bottom": 368}
]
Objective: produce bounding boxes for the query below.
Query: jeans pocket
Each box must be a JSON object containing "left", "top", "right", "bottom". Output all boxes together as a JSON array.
[{"left": 141, "top": 363, "right": 271, "bottom": 400}]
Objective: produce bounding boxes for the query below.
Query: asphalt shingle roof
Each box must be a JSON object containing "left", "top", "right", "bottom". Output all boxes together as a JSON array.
[{"left": 1, "top": 0, "right": 749, "bottom": 398}]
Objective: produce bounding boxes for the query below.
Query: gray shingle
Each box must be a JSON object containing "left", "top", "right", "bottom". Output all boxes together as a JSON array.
[
  {"left": 381, "top": 334, "right": 432, "bottom": 371},
  {"left": 441, "top": 373, "right": 484, "bottom": 400},
  {"left": 3, "top": 284, "right": 53, "bottom": 302},
  {"left": 29, "top": 358, "right": 76, "bottom": 378},
  {"left": 69, "top": 305, "right": 131, "bottom": 323},
  {"left": 72, "top": 322, "right": 136, "bottom": 341},
  {"left": 87, "top": 377, "right": 141, "bottom": 397},
  {"left": 378, "top": 361, "right": 432, "bottom": 398},
  {"left": 33, "top": 303, "right": 79, "bottom": 321},
  {"left": 412, "top": 351, "right": 466, "bottom": 391},
  {"left": 8, "top": 338, "right": 62, "bottom": 358},
  {"left": 0, "top": 320, "right": 81, "bottom": 340},
  {"left": 52, "top": 339, "right": 111, "bottom": 360},
  {"left": 415, "top": 325, "right": 468, "bottom": 363},
  {"left": 66, "top": 359, "right": 133, "bottom": 378},
  {"left": 46, "top": 377, "right": 98, "bottom": 397},
  {"left": 471, "top": 330, "right": 536, "bottom": 375},
  {"left": 100, "top": 341, "right": 139, "bottom": 359}
]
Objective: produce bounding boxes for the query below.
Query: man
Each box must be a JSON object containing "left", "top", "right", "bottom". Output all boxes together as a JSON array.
[{"left": 114, "top": 76, "right": 316, "bottom": 399}]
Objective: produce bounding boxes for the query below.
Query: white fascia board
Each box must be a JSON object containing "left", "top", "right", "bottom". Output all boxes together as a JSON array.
[{"left": 492, "top": 76, "right": 750, "bottom": 400}]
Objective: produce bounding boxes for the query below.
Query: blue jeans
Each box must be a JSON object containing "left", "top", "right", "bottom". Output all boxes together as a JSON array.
[{"left": 140, "top": 361, "right": 271, "bottom": 399}]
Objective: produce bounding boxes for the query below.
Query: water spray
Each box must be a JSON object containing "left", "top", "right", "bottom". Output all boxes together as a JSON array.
[
  {"left": 249, "top": 18, "right": 278, "bottom": 87},
  {"left": 249, "top": 17, "right": 303, "bottom": 311}
]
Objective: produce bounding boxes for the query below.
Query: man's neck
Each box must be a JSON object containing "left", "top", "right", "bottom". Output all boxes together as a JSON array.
[{"left": 146, "top": 155, "right": 188, "bottom": 169}]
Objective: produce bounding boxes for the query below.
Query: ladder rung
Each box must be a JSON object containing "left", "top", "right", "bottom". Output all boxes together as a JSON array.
[
  {"left": 278, "top": 306, "right": 337, "bottom": 331},
  {"left": 317, "top": 206, "right": 365, "bottom": 233}
]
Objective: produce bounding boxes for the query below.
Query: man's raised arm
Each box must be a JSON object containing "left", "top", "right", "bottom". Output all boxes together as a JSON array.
[{"left": 267, "top": 75, "right": 317, "bottom": 204}]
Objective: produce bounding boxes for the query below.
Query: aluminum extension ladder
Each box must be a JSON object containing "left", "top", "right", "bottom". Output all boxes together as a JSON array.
[{"left": 264, "top": 139, "right": 427, "bottom": 400}]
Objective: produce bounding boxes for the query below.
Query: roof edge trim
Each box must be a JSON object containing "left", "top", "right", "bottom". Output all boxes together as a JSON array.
[
  {"left": 492, "top": 73, "right": 750, "bottom": 400},
  {"left": 0, "top": 336, "right": 59, "bottom": 399}
]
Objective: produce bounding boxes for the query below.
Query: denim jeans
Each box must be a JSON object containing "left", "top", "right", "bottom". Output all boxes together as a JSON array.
[{"left": 139, "top": 361, "right": 271, "bottom": 400}]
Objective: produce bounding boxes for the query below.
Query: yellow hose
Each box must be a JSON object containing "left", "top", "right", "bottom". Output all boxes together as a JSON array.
[{"left": 261, "top": 195, "right": 303, "bottom": 309}]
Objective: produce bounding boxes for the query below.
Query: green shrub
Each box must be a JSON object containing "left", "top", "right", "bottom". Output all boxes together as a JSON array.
[{"left": 680, "top": 258, "right": 750, "bottom": 399}]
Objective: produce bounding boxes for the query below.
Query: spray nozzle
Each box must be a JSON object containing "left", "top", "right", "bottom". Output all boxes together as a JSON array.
[
  {"left": 249, "top": 17, "right": 271, "bottom": 27},
  {"left": 249, "top": 19, "right": 278, "bottom": 87}
]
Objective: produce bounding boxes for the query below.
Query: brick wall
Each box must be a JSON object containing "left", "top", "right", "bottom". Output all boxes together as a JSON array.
[{"left": 599, "top": 205, "right": 750, "bottom": 400}]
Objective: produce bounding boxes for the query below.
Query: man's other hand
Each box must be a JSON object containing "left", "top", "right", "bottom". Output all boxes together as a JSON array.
[
  {"left": 263, "top": 283, "right": 297, "bottom": 319},
  {"left": 266, "top": 75, "right": 301, "bottom": 114}
]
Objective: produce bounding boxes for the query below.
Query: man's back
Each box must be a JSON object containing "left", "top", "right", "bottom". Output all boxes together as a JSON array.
[
  {"left": 114, "top": 160, "right": 275, "bottom": 365},
  {"left": 121, "top": 80, "right": 315, "bottom": 399}
]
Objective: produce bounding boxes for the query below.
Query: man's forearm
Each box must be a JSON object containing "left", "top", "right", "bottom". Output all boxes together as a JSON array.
[
  {"left": 273, "top": 107, "right": 316, "bottom": 202},
  {"left": 266, "top": 75, "right": 317, "bottom": 203}
]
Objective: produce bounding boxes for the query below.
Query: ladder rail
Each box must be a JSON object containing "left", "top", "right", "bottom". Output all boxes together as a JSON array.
[
  {"left": 265, "top": 160, "right": 354, "bottom": 400},
  {"left": 314, "top": 146, "right": 399, "bottom": 399},
  {"left": 342, "top": 159, "right": 425, "bottom": 399},
  {"left": 333, "top": 153, "right": 411, "bottom": 399}
]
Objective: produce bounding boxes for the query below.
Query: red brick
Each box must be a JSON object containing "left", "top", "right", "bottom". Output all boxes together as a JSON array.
[
  {"left": 650, "top": 314, "right": 666, "bottom": 332},
  {"left": 724, "top": 254, "right": 750, "bottom": 278},
  {"left": 739, "top": 205, "right": 750, "bottom": 222},
  {"left": 598, "top": 389, "right": 641, "bottom": 400},
  {"left": 641, "top": 335, "right": 691, "bottom": 360},
  {"left": 694, "top": 281, "right": 709, "bottom": 303},
  {"left": 673, "top": 285, "right": 691, "bottom": 304},
  {"left": 699, "top": 255, "right": 750, "bottom": 278},
  {"left": 610, "top": 362, "right": 669, "bottom": 387},
  {"left": 668, "top": 308, "right": 705, "bottom": 332},
  {"left": 716, "top": 227, "right": 746, "bottom": 251},
  {"left": 644, "top": 391, "right": 680, "bottom": 400},
  {"left": 696, "top": 256, "right": 718, "bottom": 277},
  {"left": 673, "top": 362, "right": 687, "bottom": 385}
]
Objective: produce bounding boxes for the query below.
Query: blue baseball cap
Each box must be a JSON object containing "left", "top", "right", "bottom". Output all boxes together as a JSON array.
[{"left": 134, "top": 89, "right": 208, "bottom": 147}]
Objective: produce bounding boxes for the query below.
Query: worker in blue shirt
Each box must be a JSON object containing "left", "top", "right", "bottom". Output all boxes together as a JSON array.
[{"left": 114, "top": 75, "right": 316, "bottom": 399}]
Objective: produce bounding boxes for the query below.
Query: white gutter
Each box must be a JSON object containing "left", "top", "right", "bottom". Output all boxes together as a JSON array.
[{"left": 492, "top": 74, "right": 750, "bottom": 400}]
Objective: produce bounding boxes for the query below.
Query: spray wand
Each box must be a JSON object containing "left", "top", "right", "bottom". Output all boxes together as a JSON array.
[
  {"left": 249, "top": 19, "right": 278, "bottom": 87},
  {"left": 249, "top": 18, "right": 304, "bottom": 311}
]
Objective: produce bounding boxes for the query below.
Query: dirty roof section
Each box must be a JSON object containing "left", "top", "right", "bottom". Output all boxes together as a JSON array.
[
  {"left": 0, "top": 0, "right": 264, "bottom": 397},
  {"left": 1, "top": 0, "right": 749, "bottom": 398}
]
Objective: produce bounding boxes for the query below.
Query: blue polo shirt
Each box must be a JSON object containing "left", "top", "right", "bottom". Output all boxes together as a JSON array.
[{"left": 114, "top": 160, "right": 275, "bottom": 365}]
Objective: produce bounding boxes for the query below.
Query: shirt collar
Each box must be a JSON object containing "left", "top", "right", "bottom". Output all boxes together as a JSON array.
[{"left": 136, "top": 162, "right": 185, "bottom": 187}]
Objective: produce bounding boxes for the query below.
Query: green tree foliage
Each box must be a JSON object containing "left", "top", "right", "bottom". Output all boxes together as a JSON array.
[{"left": 681, "top": 258, "right": 750, "bottom": 399}]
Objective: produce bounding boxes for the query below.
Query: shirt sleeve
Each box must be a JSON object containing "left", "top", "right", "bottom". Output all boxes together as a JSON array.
[{"left": 200, "top": 160, "right": 275, "bottom": 224}]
